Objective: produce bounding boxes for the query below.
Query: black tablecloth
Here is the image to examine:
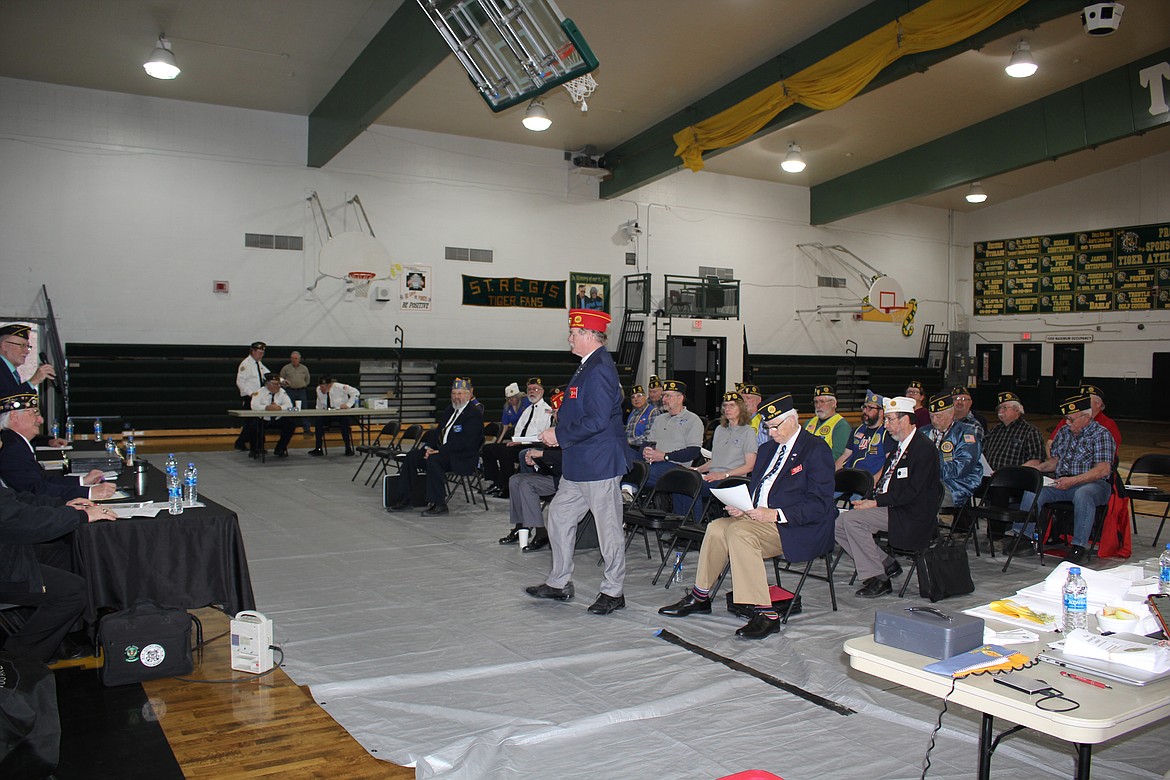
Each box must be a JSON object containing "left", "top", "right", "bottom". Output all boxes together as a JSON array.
[{"left": 70, "top": 461, "right": 256, "bottom": 623}]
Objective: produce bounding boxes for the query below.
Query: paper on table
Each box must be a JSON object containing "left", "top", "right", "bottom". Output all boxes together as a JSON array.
[
  {"left": 67, "top": 470, "right": 119, "bottom": 481},
  {"left": 36, "top": 445, "right": 73, "bottom": 451},
  {"left": 511, "top": 435, "right": 541, "bottom": 444},
  {"left": 110, "top": 504, "right": 164, "bottom": 518},
  {"left": 1060, "top": 629, "right": 1170, "bottom": 672},
  {"left": 709, "top": 484, "right": 755, "bottom": 513},
  {"left": 96, "top": 489, "right": 132, "bottom": 501}
]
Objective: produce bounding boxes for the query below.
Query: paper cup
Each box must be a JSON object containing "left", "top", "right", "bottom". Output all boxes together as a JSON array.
[
  {"left": 518, "top": 529, "right": 531, "bottom": 548},
  {"left": 294, "top": 400, "right": 302, "bottom": 410}
]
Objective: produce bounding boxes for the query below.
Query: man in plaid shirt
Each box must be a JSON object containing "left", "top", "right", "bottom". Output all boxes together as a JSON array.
[
  {"left": 1013, "top": 393, "right": 1115, "bottom": 564},
  {"left": 983, "top": 391, "right": 1045, "bottom": 472}
]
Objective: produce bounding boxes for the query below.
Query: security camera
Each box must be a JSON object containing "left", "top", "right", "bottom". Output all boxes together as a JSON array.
[{"left": 1081, "top": 3, "right": 1124, "bottom": 36}]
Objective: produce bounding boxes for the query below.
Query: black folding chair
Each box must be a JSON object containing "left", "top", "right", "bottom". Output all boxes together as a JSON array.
[
  {"left": 835, "top": 468, "right": 874, "bottom": 508},
  {"left": 956, "top": 466, "right": 1043, "bottom": 571},
  {"left": 351, "top": 420, "right": 400, "bottom": 483},
  {"left": 1125, "top": 454, "right": 1170, "bottom": 546},
  {"left": 623, "top": 467, "right": 703, "bottom": 563},
  {"left": 652, "top": 476, "right": 748, "bottom": 586}
]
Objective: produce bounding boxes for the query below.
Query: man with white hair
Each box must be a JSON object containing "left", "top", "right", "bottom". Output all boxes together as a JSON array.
[
  {"left": 482, "top": 377, "right": 552, "bottom": 497},
  {"left": 983, "top": 391, "right": 1044, "bottom": 473},
  {"left": 804, "top": 385, "right": 851, "bottom": 460},
  {"left": 835, "top": 396, "right": 941, "bottom": 598},
  {"left": 658, "top": 394, "right": 837, "bottom": 638},
  {"left": 1048, "top": 383, "right": 1120, "bottom": 448},
  {"left": 639, "top": 379, "right": 704, "bottom": 489},
  {"left": 0, "top": 393, "right": 117, "bottom": 500},
  {"left": 526, "top": 309, "right": 631, "bottom": 616},
  {"left": 279, "top": 350, "right": 312, "bottom": 435},
  {"left": 922, "top": 391, "right": 983, "bottom": 509}
]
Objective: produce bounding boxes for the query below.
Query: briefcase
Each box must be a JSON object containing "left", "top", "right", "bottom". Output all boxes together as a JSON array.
[
  {"left": 915, "top": 538, "right": 975, "bottom": 603},
  {"left": 98, "top": 601, "right": 199, "bottom": 686},
  {"left": 725, "top": 586, "right": 801, "bottom": 620},
  {"left": 382, "top": 474, "right": 427, "bottom": 509}
]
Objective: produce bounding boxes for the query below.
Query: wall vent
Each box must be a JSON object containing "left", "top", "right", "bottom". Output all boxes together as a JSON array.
[
  {"left": 817, "top": 276, "right": 848, "bottom": 288},
  {"left": 245, "top": 233, "right": 303, "bottom": 251},
  {"left": 445, "top": 246, "right": 494, "bottom": 263}
]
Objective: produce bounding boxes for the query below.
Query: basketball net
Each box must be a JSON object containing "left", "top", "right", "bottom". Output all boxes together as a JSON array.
[
  {"left": 556, "top": 42, "right": 596, "bottom": 112},
  {"left": 347, "top": 271, "right": 376, "bottom": 298}
]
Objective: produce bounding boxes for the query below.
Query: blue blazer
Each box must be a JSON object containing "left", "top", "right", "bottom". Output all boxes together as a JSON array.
[
  {"left": 749, "top": 429, "right": 838, "bottom": 562},
  {"left": 555, "top": 347, "right": 630, "bottom": 482},
  {"left": 0, "top": 429, "right": 88, "bottom": 500},
  {"left": 424, "top": 403, "right": 485, "bottom": 473}
]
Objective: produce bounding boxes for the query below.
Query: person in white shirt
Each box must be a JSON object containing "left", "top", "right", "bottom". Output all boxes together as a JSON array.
[
  {"left": 250, "top": 373, "right": 296, "bottom": 458},
  {"left": 308, "top": 375, "right": 360, "bottom": 457},
  {"left": 482, "top": 377, "right": 553, "bottom": 497},
  {"left": 234, "top": 341, "right": 269, "bottom": 452}
]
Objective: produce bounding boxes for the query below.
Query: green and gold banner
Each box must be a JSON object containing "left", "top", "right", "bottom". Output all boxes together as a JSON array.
[
  {"left": 462, "top": 276, "right": 566, "bottom": 308},
  {"left": 973, "top": 221, "right": 1170, "bottom": 315}
]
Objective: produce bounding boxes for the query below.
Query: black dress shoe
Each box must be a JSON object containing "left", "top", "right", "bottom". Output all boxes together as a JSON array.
[
  {"left": 522, "top": 536, "right": 549, "bottom": 553},
  {"left": 526, "top": 582, "right": 574, "bottom": 601},
  {"left": 736, "top": 612, "right": 782, "bottom": 639},
  {"left": 1067, "top": 545, "right": 1087, "bottom": 564},
  {"left": 588, "top": 593, "right": 626, "bottom": 615},
  {"left": 307, "top": 448, "right": 324, "bottom": 457},
  {"left": 658, "top": 592, "right": 712, "bottom": 617},
  {"left": 499, "top": 528, "right": 521, "bottom": 545},
  {"left": 388, "top": 501, "right": 412, "bottom": 512},
  {"left": 855, "top": 577, "right": 893, "bottom": 598},
  {"left": 50, "top": 636, "right": 86, "bottom": 662},
  {"left": 884, "top": 559, "right": 903, "bottom": 578},
  {"left": 274, "top": 449, "right": 288, "bottom": 458},
  {"left": 421, "top": 503, "right": 449, "bottom": 517}
]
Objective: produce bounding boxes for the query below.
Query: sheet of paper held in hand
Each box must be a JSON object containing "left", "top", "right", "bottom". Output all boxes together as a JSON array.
[{"left": 710, "top": 484, "right": 756, "bottom": 513}]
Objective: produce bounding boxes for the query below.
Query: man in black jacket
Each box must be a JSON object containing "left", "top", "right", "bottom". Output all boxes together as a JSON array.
[
  {"left": 834, "top": 395, "right": 941, "bottom": 598},
  {"left": 1, "top": 485, "right": 110, "bottom": 662}
]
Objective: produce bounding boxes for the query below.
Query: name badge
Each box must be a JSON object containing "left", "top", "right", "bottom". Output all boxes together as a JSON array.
[
  {"left": 452, "top": 425, "right": 462, "bottom": 433},
  {"left": 570, "top": 387, "right": 579, "bottom": 399},
  {"left": 790, "top": 464, "right": 803, "bottom": 475},
  {"left": 896, "top": 467, "right": 908, "bottom": 479}
]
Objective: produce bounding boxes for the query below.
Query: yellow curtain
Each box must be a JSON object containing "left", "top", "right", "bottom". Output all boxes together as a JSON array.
[{"left": 673, "top": 0, "right": 1030, "bottom": 171}]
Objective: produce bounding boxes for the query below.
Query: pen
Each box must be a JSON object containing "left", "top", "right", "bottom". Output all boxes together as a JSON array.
[{"left": 1060, "top": 670, "right": 1111, "bottom": 689}]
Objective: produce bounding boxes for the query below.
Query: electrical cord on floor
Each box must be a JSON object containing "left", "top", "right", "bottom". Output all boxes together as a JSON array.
[
  {"left": 174, "top": 645, "right": 284, "bottom": 684},
  {"left": 919, "top": 676, "right": 957, "bottom": 779}
]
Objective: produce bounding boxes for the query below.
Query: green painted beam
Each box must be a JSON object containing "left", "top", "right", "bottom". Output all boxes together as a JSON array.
[
  {"left": 599, "top": 0, "right": 1089, "bottom": 200},
  {"left": 308, "top": 1, "right": 449, "bottom": 168},
  {"left": 809, "top": 47, "right": 1170, "bottom": 225}
]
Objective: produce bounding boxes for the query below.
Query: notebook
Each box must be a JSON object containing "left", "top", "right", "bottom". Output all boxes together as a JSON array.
[{"left": 924, "top": 644, "right": 1031, "bottom": 678}]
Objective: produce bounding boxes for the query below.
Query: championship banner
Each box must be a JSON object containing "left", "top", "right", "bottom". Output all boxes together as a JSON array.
[{"left": 462, "top": 275, "right": 566, "bottom": 308}]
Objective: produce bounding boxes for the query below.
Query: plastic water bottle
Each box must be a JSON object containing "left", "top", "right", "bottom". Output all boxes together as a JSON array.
[
  {"left": 1159, "top": 543, "right": 1170, "bottom": 595},
  {"left": 50, "top": 420, "right": 59, "bottom": 439},
  {"left": 167, "top": 472, "right": 183, "bottom": 515},
  {"left": 93, "top": 418, "right": 103, "bottom": 442},
  {"left": 126, "top": 435, "right": 136, "bottom": 465},
  {"left": 1062, "top": 566, "right": 1088, "bottom": 632},
  {"left": 184, "top": 463, "right": 198, "bottom": 505},
  {"left": 65, "top": 418, "right": 74, "bottom": 443},
  {"left": 671, "top": 551, "right": 684, "bottom": 584},
  {"left": 164, "top": 453, "right": 178, "bottom": 481},
  {"left": 105, "top": 438, "right": 117, "bottom": 456}
]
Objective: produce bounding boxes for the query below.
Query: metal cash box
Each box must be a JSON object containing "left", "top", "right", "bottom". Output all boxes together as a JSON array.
[{"left": 874, "top": 606, "right": 984, "bottom": 660}]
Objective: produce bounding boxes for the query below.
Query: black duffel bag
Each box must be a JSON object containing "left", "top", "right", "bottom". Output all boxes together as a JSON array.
[
  {"left": 98, "top": 601, "right": 199, "bottom": 687},
  {"left": 916, "top": 538, "right": 975, "bottom": 603}
]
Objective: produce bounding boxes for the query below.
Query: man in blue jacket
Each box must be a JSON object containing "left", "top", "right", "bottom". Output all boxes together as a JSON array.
[
  {"left": 922, "top": 391, "right": 983, "bottom": 509},
  {"left": 658, "top": 393, "right": 838, "bottom": 639},
  {"left": 527, "top": 309, "right": 631, "bottom": 616}
]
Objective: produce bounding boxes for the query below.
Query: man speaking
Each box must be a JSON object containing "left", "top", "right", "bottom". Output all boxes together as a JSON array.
[{"left": 526, "top": 309, "right": 630, "bottom": 615}]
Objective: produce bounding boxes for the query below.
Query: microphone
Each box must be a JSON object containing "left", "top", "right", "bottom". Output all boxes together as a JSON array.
[{"left": 39, "top": 352, "right": 59, "bottom": 389}]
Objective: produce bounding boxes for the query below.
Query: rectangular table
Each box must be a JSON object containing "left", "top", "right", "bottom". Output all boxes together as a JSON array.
[
  {"left": 844, "top": 631, "right": 1170, "bottom": 779},
  {"left": 228, "top": 407, "right": 400, "bottom": 449},
  {"left": 71, "top": 461, "right": 256, "bottom": 626}
]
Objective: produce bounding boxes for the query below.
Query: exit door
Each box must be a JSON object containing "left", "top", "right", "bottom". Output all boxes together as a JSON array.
[{"left": 668, "top": 336, "right": 725, "bottom": 419}]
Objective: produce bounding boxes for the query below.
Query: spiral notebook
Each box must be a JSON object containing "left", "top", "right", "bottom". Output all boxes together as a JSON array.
[{"left": 924, "top": 644, "right": 1031, "bottom": 678}]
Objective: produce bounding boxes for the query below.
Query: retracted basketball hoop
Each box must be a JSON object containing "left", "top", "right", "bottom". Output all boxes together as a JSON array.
[
  {"left": 556, "top": 43, "right": 597, "bottom": 111},
  {"left": 346, "top": 271, "right": 377, "bottom": 298}
]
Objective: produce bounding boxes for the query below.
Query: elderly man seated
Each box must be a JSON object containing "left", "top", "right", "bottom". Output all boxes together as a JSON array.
[
  {"left": 387, "top": 377, "right": 484, "bottom": 517},
  {"left": 482, "top": 377, "right": 552, "bottom": 498},
  {"left": 0, "top": 393, "right": 117, "bottom": 500},
  {"left": 983, "top": 391, "right": 1044, "bottom": 473},
  {"left": 1009, "top": 394, "right": 1115, "bottom": 563},
  {"left": 835, "top": 396, "right": 941, "bottom": 598},
  {"left": 804, "top": 385, "right": 851, "bottom": 460},
  {"left": 658, "top": 394, "right": 837, "bottom": 639},
  {"left": 638, "top": 379, "right": 703, "bottom": 489},
  {"left": 921, "top": 391, "right": 983, "bottom": 509},
  {"left": 250, "top": 373, "right": 297, "bottom": 458},
  {"left": 498, "top": 447, "right": 561, "bottom": 553}
]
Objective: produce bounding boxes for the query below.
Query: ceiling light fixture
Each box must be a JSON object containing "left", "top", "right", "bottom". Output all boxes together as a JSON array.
[
  {"left": 144, "top": 34, "right": 181, "bottom": 80},
  {"left": 966, "top": 182, "right": 988, "bottom": 204},
  {"left": 781, "top": 143, "right": 806, "bottom": 173},
  {"left": 522, "top": 99, "right": 552, "bottom": 131},
  {"left": 1005, "top": 39, "right": 1037, "bottom": 78}
]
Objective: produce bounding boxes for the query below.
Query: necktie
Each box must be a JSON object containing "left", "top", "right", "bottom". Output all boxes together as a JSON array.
[
  {"left": 326, "top": 392, "right": 332, "bottom": 409},
  {"left": 519, "top": 406, "right": 534, "bottom": 436},
  {"left": 752, "top": 444, "right": 787, "bottom": 506},
  {"left": 877, "top": 443, "right": 906, "bottom": 494},
  {"left": 269, "top": 392, "right": 274, "bottom": 403},
  {"left": 442, "top": 406, "right": 462, "bottom": 444},
  {"left": 256, "top": 362, "right": 263, "bottom": 387}
]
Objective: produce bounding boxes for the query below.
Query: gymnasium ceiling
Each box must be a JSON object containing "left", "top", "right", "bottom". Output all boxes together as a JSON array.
[{"left": 1, "top": 0, "right": 1168, "bottom": 222}]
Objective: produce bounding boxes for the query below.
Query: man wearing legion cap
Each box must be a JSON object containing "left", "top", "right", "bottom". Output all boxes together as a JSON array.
[
  {"left": 233, "top": 340, "right": 270, "bottom": 452},
  {"left": 1012, "top": 394, "right": 1115, "bottom": 563},
  {"left": 0, "top": 323, "right": 56, "bottom": 397},
  {"left": 526, "top": 309, "right": 631, "bottom": 616},
  {"left": 921, "top": 391, "right": 983, "bottom": 509},
  {"left": 659, "top": 393, "right": 836, "bottom": 637},
  {"left": 983, "top": 391, "right": 1044, "bottom": 473},
  {"left": 1048, "top": 383, "right": 1120, "bottom": 448},
  {"left": 835, "top": 396, "right": 941, "bottom": 598},
  {"left": 639, "top": 378, "right": 703, "bottom": 489},
  {"left": 804, "top": 385, "right": 851, "bottom": 460},
  {"left": 0, "top": 392, "right": 117, "bottom": 499}
]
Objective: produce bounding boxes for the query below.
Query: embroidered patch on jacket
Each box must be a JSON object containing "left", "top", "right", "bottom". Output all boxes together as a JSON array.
[
  {"left": 964, "top": 434, "right": 976, "bottom": 443},
  {"left": 790, "top": 464, "right": 803, "bottom": 475},
  {"left": 570, "top": 387, "right": 579, "bottom": 399},
  {"left": 940, "top": 441, "right": 954, "bottom": 453}
]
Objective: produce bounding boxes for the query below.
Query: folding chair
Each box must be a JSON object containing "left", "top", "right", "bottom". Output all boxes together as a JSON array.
[
  {"left": 952, "top": 466, "right": 1043, "bottom": 571},
  {"left": 835, "top": 468, "right": 874, "bottom": 508},
  {"left": 653, "top": 477, "right": 748, "bottom": 585},
  {"left": 377, "top": 424, "right": 425, "bottom": 484},
  {"left": 351, "top": 420, "right": 400, "bottom": 483},
  {"left": 583, "top": 460, "right": 651, "bottom": 552},
  {"left": 707, "top": 536, "right": 838, "bottom": 624},
  {"left": 1125, "top": 454, "right": 1170, "bottom": 546},
  {"left": 623, "top": 467, "right": 703, "bottom": 563}
]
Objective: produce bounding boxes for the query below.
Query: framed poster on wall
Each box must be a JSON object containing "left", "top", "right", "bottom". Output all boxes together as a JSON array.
[{"left": 569, "top": 272, "right": 610, "bottom": 313}]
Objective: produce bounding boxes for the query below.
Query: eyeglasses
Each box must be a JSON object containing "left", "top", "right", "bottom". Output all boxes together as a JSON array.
[
  {"left": 1063, "top": 411, "right": 1089, "bottom": 423},
  {"left": 2, "top": 340, "right": 31, "bottom": 351},
  {"left": 862, "top": 404, "right": 880, "bottom": 410}
]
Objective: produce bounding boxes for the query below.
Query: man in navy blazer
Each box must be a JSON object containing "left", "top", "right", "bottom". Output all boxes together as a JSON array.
[
  {"left": 527, "top": 309, "right": 631, "bottom": 616},
  {"left": 835, "top": 395, "right": 942, "bottom": 597},
  {"left": 0, "top": 393, "right": 116, "bottom": 501},
  {"left": 659, "top": 393, "right": 838, "bottom": 639},
  {"left": 388, "top": 377, "right": 484, "bottom": 516}
]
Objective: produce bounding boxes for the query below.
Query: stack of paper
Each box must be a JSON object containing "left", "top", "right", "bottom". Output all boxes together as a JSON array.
[{"left": 1062, "top": 629, "right": 1170, "bottom": 673}]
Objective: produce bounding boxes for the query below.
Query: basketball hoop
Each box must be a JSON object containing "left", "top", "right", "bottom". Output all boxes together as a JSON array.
[
  {"left": 556, "top": 43, "right": 596, "bottom": 111},
  {"left": 346, "top": 271, "right": 376, "bottom": 298}
]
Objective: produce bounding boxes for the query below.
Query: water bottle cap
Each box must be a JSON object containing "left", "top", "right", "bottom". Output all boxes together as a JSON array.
[
  {"left": 188, "top": 462, "right": 195, "bottom": 467},
  {"left": 1068, "top": 566, "right": 1081, "bottom": 575}
]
